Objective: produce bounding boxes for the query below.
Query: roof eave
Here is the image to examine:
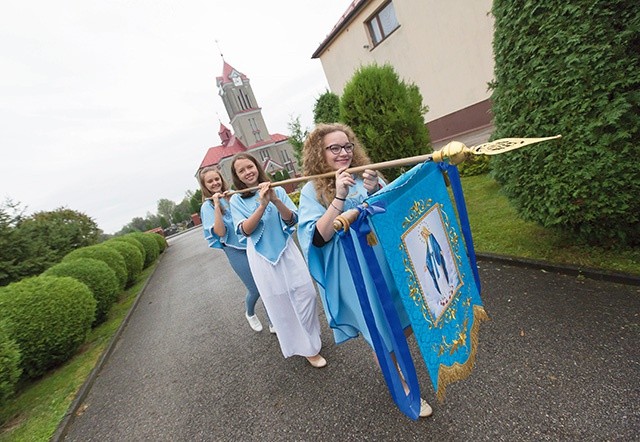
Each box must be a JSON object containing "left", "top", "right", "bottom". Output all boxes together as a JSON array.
[{"left": 311, "top": 0, "right": 370, "bottom": 59}]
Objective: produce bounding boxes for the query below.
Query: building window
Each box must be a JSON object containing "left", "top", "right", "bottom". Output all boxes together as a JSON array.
[
  {"left": 366, "top": 1, "right": 399, "bottom": 47},
  {"left": 259, "top": 149, "right": 269, "bottom": 161}
]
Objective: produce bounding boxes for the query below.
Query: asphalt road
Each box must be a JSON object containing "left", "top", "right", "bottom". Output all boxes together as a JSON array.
[{"left": 59, "top": 228, "right": 639, "bottom": 441}]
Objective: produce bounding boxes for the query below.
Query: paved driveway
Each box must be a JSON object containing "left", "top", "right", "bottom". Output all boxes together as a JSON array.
[{"left": 60, "top": 228, "right": 639, "bottom": 441}]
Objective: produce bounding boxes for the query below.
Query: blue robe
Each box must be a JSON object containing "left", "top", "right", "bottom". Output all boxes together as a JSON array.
[
  {"left": 298, "top": 178, "right": 410, "bottom": 351},
  {"left": 229, "top": 187, "right": 297, "bottom": 264},
  {"left": 200, "top": 198, "right": 245, "bottom": 250}
]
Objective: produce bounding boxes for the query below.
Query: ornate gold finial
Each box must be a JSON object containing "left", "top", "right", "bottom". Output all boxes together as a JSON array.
[{"left": 432, "top": 135, "right": 562, "bottom": 165}]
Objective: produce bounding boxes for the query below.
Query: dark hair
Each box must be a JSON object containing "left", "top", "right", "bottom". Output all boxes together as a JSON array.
[{"left": 230, "top": 153, "right": 271, "bottom": 198}]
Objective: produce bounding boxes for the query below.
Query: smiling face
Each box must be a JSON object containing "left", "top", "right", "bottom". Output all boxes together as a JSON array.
[
  {"left": 203, "top": 170, "right": 223, "bottom": 194},
  {"left": 323, "top": 130, "right": 353, "bottom": 171},
  {"left": 233, "top": 158, "right": 260, "bottom": 187}
]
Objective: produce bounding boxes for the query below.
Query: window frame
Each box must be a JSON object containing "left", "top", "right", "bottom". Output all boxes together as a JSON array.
[{"left": 365, "top": 1, "right": 400, "bottom": 48}]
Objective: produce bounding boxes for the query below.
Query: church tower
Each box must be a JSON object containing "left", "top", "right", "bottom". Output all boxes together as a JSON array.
[
  {"left": 197, "top": 60, "right": 299, "bottom": 187},
  {"left": 217, "top": 61, "right": 270, "bottom": 147}
]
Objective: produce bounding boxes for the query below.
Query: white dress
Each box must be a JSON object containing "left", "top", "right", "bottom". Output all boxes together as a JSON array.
[{"left": 230, "top": 187, "right": 321, "bottom": 358}]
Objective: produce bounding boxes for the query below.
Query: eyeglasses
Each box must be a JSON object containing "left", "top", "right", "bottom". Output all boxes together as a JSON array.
[{"left": 325, "top": 142, "right": 354, "bottom": 155}]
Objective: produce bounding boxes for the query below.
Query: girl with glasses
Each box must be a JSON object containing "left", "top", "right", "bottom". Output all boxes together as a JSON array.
[
  {"left": 229, "top": 153, "right": 326, "bottom": 368},
  {"left": 297, "top": 123, "right": 432, "bottom": 417}
]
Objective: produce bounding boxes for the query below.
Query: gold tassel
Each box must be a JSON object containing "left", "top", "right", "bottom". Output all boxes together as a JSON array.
[
  {"left": 366, "top": 231, "right": 378, "bottom": 246},
  {"left": 435, "top": 305, "right": 490, "bottom": 402}
]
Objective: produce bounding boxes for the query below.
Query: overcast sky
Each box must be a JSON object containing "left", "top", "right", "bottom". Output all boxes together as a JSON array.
[{"left": 0, "top": 0, "right": 349, "bottom": 233}]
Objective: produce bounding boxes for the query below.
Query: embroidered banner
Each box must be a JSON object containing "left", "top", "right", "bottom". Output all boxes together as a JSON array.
[{"left": 366, "top": 161, "right": 488, "bottom": 400}]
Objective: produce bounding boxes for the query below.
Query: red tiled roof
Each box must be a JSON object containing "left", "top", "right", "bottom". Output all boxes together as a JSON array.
[
  {"left": 270, "top": 133, "right": 288, "bottom": 143},
  {"left": 199, "top": 135, "right": 247, "bottom": 169}
]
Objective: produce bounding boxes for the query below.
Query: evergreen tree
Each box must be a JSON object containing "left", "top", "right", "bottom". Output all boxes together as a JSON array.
[
  {"left": 340, "top": 63, "right": 431, "bottom": 181},
  {"left": 313, "top": 90, "right": 340, "bottom": 124}
]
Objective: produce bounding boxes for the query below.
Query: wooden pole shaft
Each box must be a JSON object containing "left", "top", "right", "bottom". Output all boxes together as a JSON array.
[{"left": 227, "top": 152, "right": 435, "bottom": 195}]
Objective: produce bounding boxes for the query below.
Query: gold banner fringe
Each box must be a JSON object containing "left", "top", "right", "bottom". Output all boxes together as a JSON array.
[{"left": 435, "top": 305, "right": 490, "bottom": 402}]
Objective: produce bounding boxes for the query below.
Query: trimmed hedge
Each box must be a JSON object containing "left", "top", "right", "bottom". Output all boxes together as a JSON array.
[
  {"left": 490, "top": 0, "right": 640, "bottom": 246},
  {"left": 43, "top": 258, "right": 119, "bottom": 325},
  {"left": 0, "top": 319, "right": 21, "bottom": 407},
  {"left": 103, "top": 240, "right": 143, "bottom": 287},
  {"left": 149, "top": 232, "right": 167, "bottom": 253},
  {"left": 0, "top": 276, "right": 95, "bottom": 378},
  {"left": 63, "top": 245, "right": 127, "bottom": 290},
  {"left": 113, "top": 235, "right": 146, "bottom": 265},
  {"left": 126, "top": 233, "right": 159, "bottom": 268}
]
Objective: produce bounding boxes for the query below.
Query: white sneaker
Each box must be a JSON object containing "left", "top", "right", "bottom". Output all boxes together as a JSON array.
[
  {"left": 245, "top": 313, "right": 263, "bottom": 332},
  {"left": 268, "top": 324, "right": 276, "bottom": 334},
  {"left": 419, "top": 398, "right": 433, "bottom": 418}
]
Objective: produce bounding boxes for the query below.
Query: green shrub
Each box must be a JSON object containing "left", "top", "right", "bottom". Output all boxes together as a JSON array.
[
  {"left": 457, "top": 155, "right": 491, "bottom": 177},
  {"left": 127, "top": 233, "right": 159, "bottom": 268},
  {"left": 0, "top": 319, "right": 21, "bottom": 406},
  {"left": 63, "top": 245, "right": 127, "bottom": 290},
  {"left": 0, "top": 276, "right": 95, "bottom": 378},
  {"left": 288, "top": 191, "right": 300, "bottom": 206},
  {"left": 43, "top": 258, "right": 119, "bottom": 325},
  {"left": 340, "top": 63, "right": 431, "bottom": 181},
  {"left": 103, "top": 240, "right": 143, "bottom": 286},
  {"left": 149, "top": 232, "right": 167, "bottom": 254},
  {"left": 490, "top": 0, "right": 640, "bottom": 246},
  {"left": 113, "top": 235, "right": 146, "bottom": 264}
]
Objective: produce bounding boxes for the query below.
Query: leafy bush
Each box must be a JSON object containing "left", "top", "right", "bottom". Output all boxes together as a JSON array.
[
  {"left": 288, "top": 191, "right": 300, "bottom": 206},
  {"left": 457, "top": 155, "right": 491, "bottom": 177},
  {"left": 126, "top": 233, "right": 159, "bottom": 268},
  {"left": 63, "top": 245, "right": 127, "bottom": 290},
  {"left": 43, "top": 258, "right": 119, "bottom": 325},
  {"left": 113, "top": 235, "right": 146, "bottom": 264},
  {"left": 0, "top": 204, "right": 101, "bottom": 286},
  {"left": 0, "top": 276, "right": 95, "bottom": 378},
  {"left": 490, "top": 0, "right": 640, "bottom": 246},
  {"left": 149, "top": 232, "right": 167, "bottom": 254},
  {"left": 340, "top": 63, "right": 431, "bottom": 181},
  {"left": 0, "top": 319, "right": 21, "bottom": 406},
  {"left": 103, "top": 240, "right": 143, "bottom": 286}
]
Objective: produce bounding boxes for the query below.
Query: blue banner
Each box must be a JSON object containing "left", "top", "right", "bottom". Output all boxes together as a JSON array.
[{"left": 364, "top": 161, "right": 489, "bottom": 400}]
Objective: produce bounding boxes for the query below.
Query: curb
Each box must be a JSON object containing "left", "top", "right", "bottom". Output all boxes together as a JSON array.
[
  {"left": 476, "top": 252, "right": 640, "bottom": 287},
  {"left": 50, "top": 251, "right": 167, "bottom": 442}
]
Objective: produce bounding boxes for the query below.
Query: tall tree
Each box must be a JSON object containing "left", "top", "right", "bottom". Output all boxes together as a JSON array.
[
  {"left": 156, "top": 199, "right": 176, "bottom": 224},
  {"left": 313, "top": 90, "right": 340, "bottom": 124},
  {"left": 287, "top": 115, "right": 308, "bottom": 168}
]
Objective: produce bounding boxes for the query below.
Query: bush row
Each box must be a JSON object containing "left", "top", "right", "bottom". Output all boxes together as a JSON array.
[{"left": 0, "top": 232, "right": 167, "bottom": 406}]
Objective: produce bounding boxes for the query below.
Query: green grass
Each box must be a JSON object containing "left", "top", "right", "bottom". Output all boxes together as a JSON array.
[
  {"left": 0, "top": 263, "right": 159, "bottom": 442},
  {"left": 1, "top": 175, "right": 639, "bottom": 441},
  {"left": 462, "top": 174, "right": 639, "bottom": 275}
]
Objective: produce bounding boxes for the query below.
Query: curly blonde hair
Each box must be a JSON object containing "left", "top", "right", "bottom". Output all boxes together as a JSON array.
[{"left": 302, "top": 123, "right": 372, "bottom": 207}]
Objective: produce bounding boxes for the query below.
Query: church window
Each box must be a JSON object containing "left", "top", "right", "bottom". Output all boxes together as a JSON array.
[{"left": 249, "top": 118, "right": 263, "bottom": 142}]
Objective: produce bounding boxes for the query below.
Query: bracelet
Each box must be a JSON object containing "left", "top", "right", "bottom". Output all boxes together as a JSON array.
[
  {"left": 334, "top": 196, "right": 346, "bottom": 201},
  {"left": 330, "top": 202, "right": 343, "bottom": 212}
]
